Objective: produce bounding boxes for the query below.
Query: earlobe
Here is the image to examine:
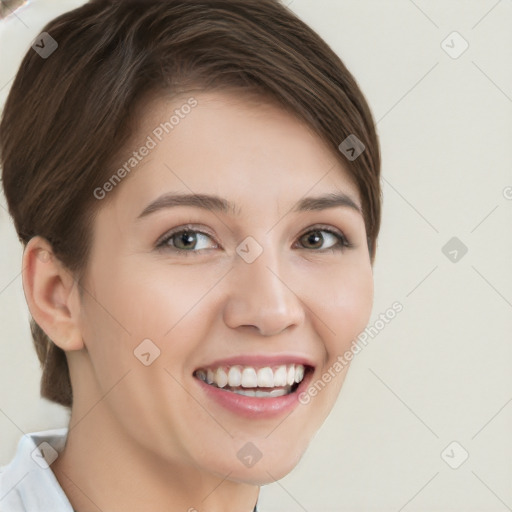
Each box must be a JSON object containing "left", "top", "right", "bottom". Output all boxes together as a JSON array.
[{"left": 21, "top": 236, "right": 84, "bottom": 352}]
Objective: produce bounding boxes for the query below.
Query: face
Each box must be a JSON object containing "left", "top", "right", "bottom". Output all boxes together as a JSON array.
[{"left": 74, "top": 90, "right": 374, "bottom": 484}]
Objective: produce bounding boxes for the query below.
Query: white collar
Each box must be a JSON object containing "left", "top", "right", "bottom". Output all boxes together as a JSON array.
[{"left": 0, "top": 428, "right": 73, "bottom": 511}]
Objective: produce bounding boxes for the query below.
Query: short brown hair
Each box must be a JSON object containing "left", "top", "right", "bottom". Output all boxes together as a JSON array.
[{"left": 0, "top": 0, "right": 381, "bottom": 408}]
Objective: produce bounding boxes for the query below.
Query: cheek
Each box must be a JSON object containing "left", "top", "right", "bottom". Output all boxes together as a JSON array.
[
  {"left": 304, "top": 256, "right": 374, "bottom": 352},
  {"left": 292, "top": 259, "right": 373, "bottom": 422},
  {"left": 76, "top": 261, "right": 222, "bottom": 452},
  {"left": 334, "top": 264, "right": 374, "bottom": 339},
  {"left": 80, "top": 258, "right": 226, "bottom": 387},
  {"left": 83, "top": 256, "right": 209, "bottom": 338}
]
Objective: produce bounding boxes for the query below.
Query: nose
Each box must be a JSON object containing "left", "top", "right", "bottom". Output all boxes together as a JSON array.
[{"left": 222, "top": 246, "right": 305, "bottom": 336}]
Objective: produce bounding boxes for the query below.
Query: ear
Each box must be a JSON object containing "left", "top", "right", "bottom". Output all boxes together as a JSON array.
[{"left": 21, "top": 236, "right": 84, "bottom": 352}]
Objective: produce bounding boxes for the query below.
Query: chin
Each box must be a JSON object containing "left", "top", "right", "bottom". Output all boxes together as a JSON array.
[
  {"left": 204, "top": 441, "right": 309, "bottom": 486},
  {"left": 225, "top": 463, "right": 301, "bottom": 486}
]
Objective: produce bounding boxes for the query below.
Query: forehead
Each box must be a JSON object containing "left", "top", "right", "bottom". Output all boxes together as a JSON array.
[{"left": 99, "top": 90, "right": 361, "bottom": 223}]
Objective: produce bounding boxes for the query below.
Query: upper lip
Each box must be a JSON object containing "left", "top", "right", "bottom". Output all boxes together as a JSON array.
[{"left": 194, "top": 354, "right": 316, "bottom": 371}]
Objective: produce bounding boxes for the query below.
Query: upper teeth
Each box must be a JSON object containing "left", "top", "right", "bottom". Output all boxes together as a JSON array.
[{"left": 195, "top": 364, "right": 306, "bottom": 388}]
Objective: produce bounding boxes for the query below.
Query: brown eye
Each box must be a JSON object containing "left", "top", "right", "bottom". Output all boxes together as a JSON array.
[
  {"left": 172, "top": 231, "right": 199, "bottom": 250},
  {"left": 300, "top": 231, "right": 324, "bottom": 249},
  {"left": 157, "top": 227, "right": 217, "bottom": 254},
  {"left": 297, "top": 228, "right": 350, "bottom": 251}
]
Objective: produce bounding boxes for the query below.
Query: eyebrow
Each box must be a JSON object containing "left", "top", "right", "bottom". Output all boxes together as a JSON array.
[{"left": 136, "top": 191, "right": 362, "bottom": 220}]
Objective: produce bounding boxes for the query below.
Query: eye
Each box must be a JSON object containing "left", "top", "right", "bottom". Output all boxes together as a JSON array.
[
  {"left": 156, "top": 226, "right": 218, "bottom": 254},
  {"left": 296, "top": 226, "right": 351, "bottom": 252},
  {"left": 155, "top": 224, "right": 352, "bottom": 256}
]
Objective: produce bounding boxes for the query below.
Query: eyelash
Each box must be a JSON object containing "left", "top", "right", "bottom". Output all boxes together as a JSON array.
[{"left": 155, "top": 223, "right": 353, "bottom": 256}]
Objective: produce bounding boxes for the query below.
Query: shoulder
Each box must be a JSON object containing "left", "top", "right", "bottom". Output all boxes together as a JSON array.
[{"left": 0, "top": 429, "right": 73, "bottom": 512}]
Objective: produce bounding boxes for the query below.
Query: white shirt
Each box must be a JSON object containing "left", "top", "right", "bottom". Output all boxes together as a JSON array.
[
  {"left": 0, "top": 428, "right": 73, "bottom": 511},
  {"left": 0, "top": 429, "right": 260, "bottom": 512}
]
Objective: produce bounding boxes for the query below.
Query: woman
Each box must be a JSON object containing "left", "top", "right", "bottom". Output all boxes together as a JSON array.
[{"left": 0, "top": 0, "right": 381, "bottom": 510}]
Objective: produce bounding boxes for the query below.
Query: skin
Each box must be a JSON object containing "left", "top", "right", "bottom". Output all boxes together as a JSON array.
[{"left": 22, "top": 90, "right": 374, "bottom": 512}]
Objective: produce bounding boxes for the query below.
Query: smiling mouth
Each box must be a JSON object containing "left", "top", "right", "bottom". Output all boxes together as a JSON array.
[{"left": 193, "top": 363, "right": 312, "bottom": 398}]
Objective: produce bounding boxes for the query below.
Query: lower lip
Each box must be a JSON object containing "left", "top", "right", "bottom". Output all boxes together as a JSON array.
[{"left": 195, "top": 369, "right": 313, "bottom": 419}]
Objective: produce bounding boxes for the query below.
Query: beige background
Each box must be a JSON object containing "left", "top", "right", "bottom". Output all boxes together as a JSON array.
[{"left": 1, "top": 1, "right": 511, "bottom": 510}]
